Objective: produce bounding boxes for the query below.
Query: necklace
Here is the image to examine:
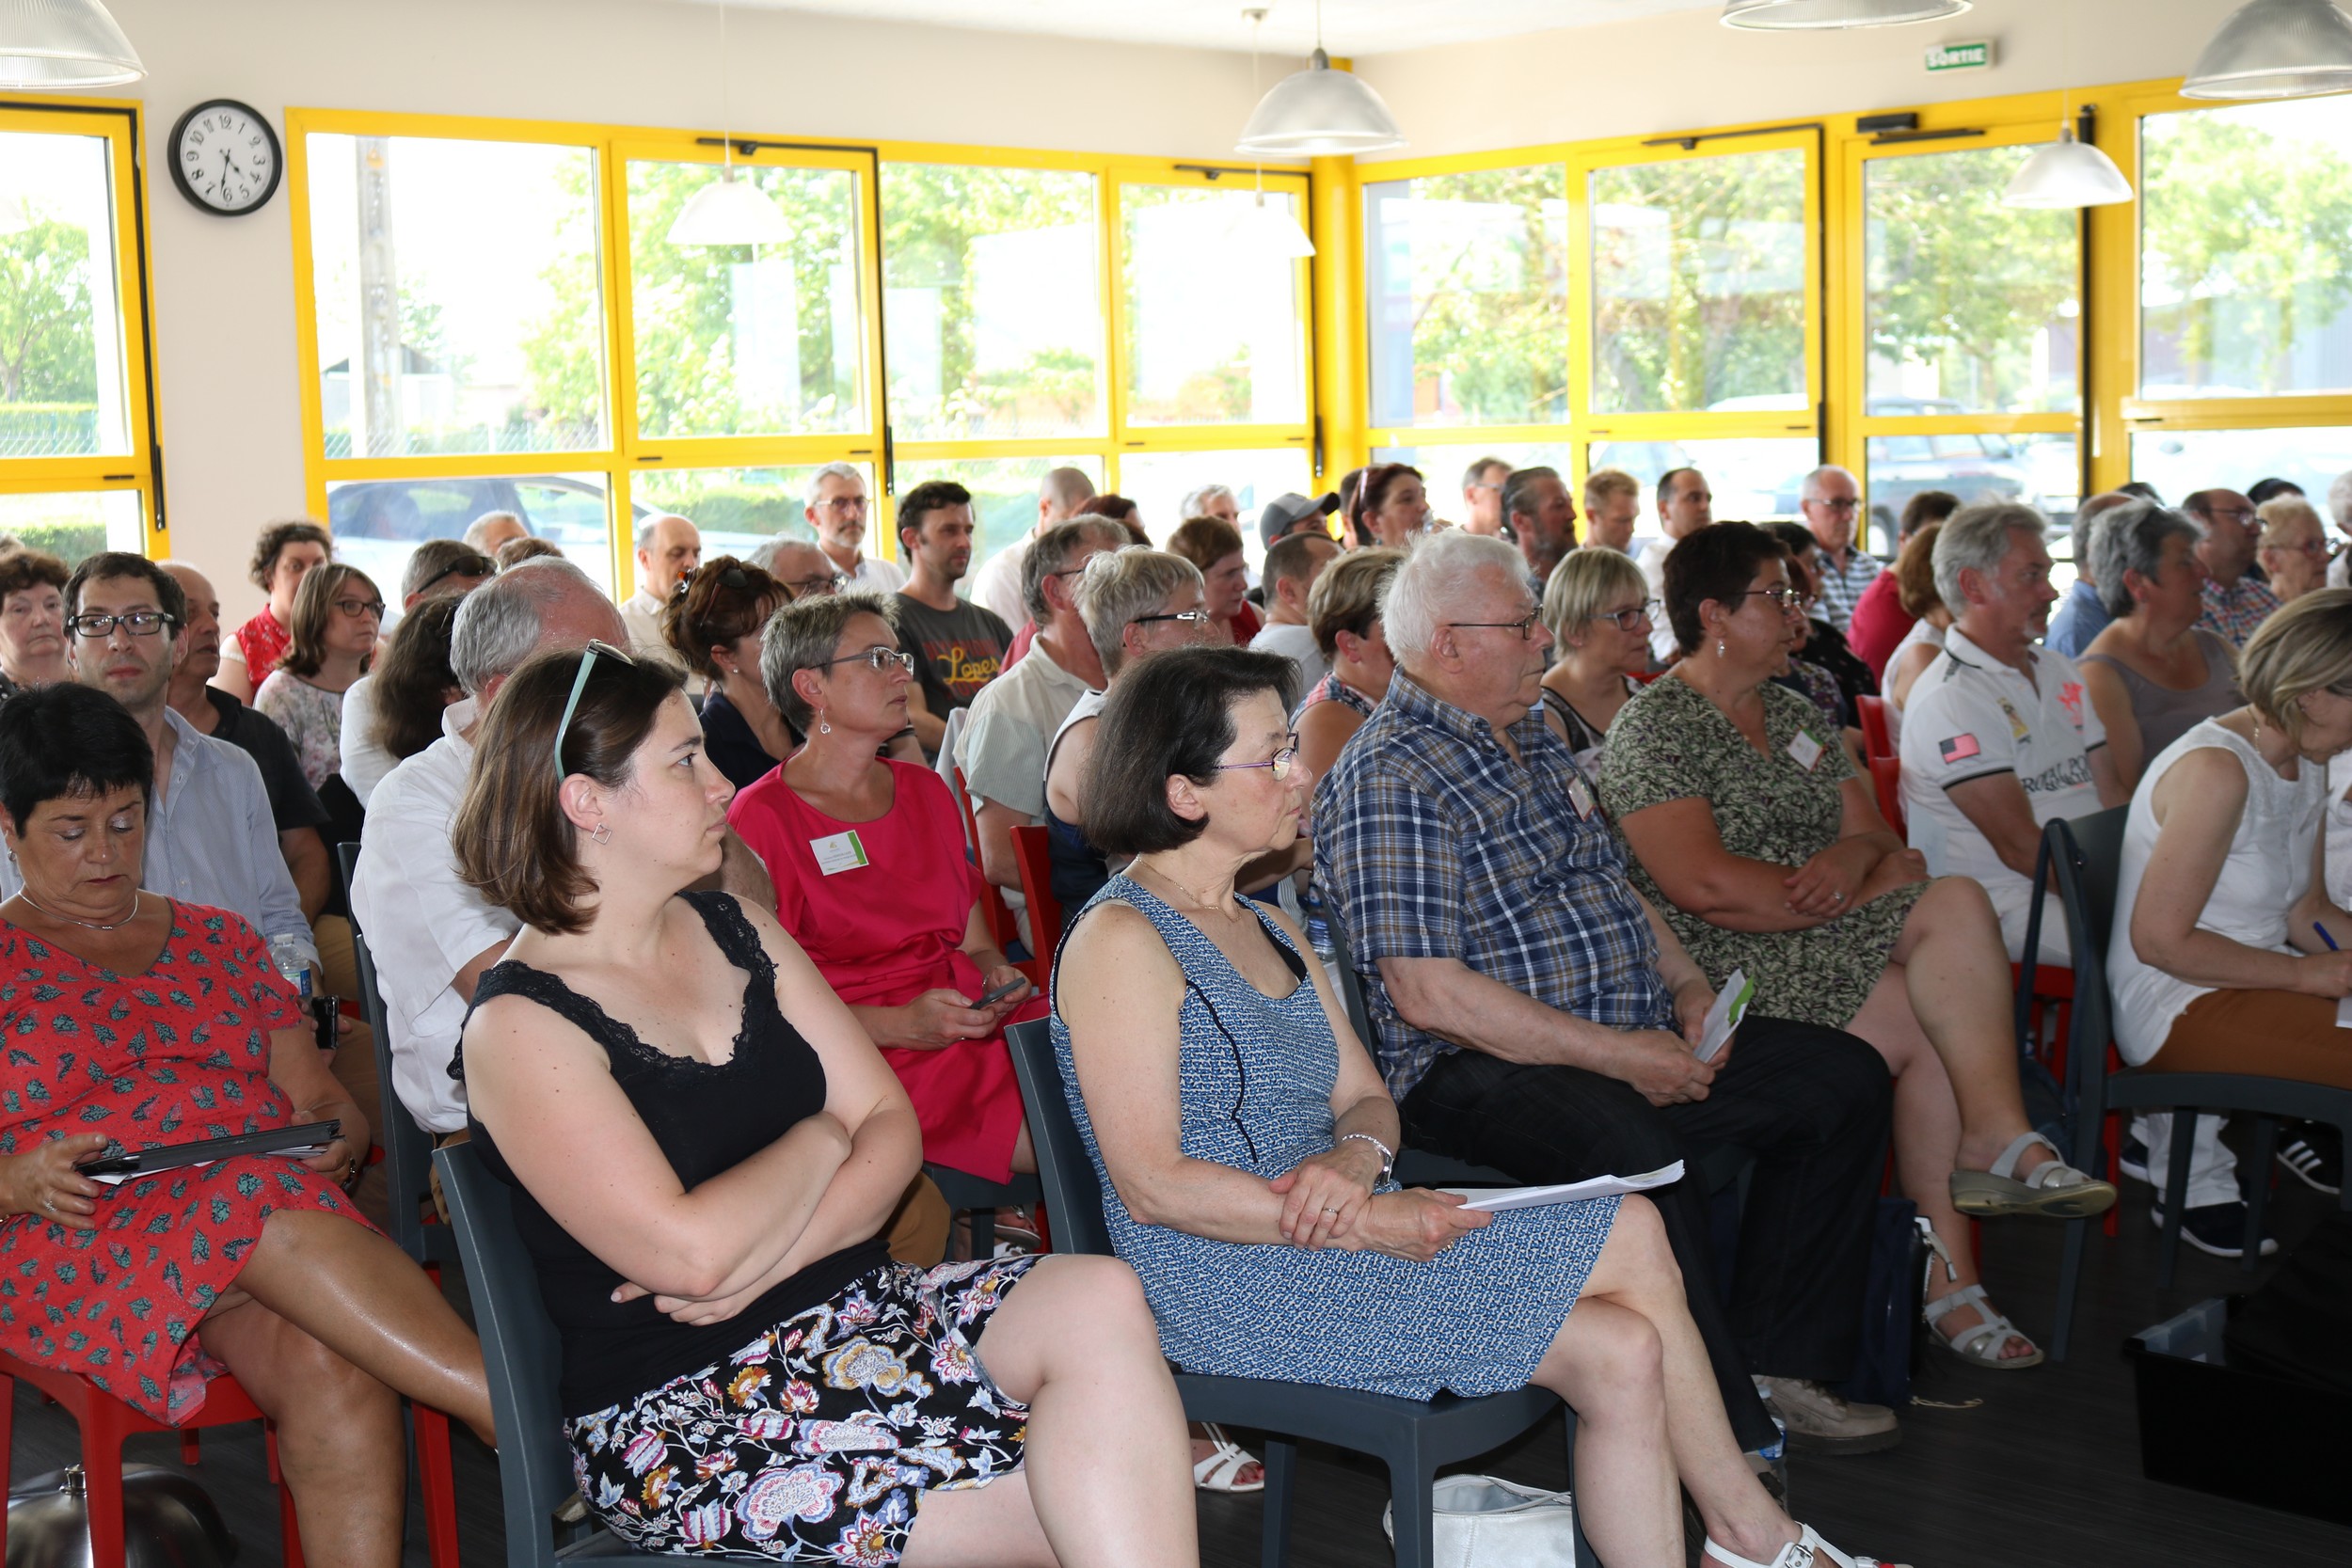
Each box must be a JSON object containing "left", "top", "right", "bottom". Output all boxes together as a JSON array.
[
  {"left": 1135, "top": 860, "right": 1232, "bottom": 915},
  {"left": 15, "top": 886, "right": 142, "bottom": 932}
]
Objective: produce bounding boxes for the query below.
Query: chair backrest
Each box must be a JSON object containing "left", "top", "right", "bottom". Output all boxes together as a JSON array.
[
  {"left": 1867, "top": 752, "right": 1905, "bottom": 838},
  {"left": 951, "top": 765, "right": 1025, "bottom": 954},
  {"left": 338, "top": 842, "right": 453, "bottom": 1268},
  {"left": 1856, "top": 694, "right": 1893, "bottom": 760},
  {"left": 1009, "top": 825, "right": 1065, "bottom": 968},
  {"left": 935, "top": 705, "right": 970, "bottom": 836},
  {"left": 2040, "top": 807, "right": 2129, "bottom": 1148},
  {"left": 1004, "top": 1019, "right": 1115, "bottom": 1257},
  {"left": 433, "top": 1142, "right": 579, "bottom": 1568},
  {"left": 1321, "top": 893, "right": 1376, "bottom": 1051}
]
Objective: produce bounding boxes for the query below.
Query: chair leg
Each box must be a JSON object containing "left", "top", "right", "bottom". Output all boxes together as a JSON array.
[
  {"left": 415, "top": 1402, "right": 461, "bottom": 1568},
  {"left": 179, "top": 1428, "right": 201, "bottom": 1465},
  {"left": 1258, "top": 1434, "right": 1299, "bottom": 1568},
  {"left": 968, "top": 1209, "right": 995, "bottom": 1262},
  {"left": 82, "top": 1413, "right": 129, "bottom": 1568},
  {"left": 2243, "top": 1117, "right": 2280, "bottom": 1277},
  {"left": 2159, "top": 1112, "right": 2197, "bottom": 1290},
  {"left": 2051, "top": 1213, "right": 2089, "bottom": 1362},
  {"left": 1384, "top": 1442, "right": 1438, "bottom": 1568}
]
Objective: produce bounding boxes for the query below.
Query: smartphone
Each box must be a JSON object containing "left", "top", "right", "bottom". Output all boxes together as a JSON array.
[{"left": 974, "top": 975, "right": 1027, "bottom": 1007}]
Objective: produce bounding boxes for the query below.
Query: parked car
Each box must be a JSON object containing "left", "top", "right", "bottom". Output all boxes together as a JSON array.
[{"left": 326, "top": 474, "right": 640, "bottom": 599}]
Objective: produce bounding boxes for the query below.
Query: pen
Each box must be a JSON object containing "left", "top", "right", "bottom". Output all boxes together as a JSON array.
[{"left": 2317, "top": 922, "right": 2339, "bottom": 952}]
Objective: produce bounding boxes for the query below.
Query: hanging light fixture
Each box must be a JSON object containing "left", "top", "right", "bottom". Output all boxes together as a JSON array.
[
  {"left": 2002, "top": 124, "right": 2135, "bottom": 207},
  {"left": 667, "top": 0, "right": 792, "bottom": 248},
  {"left": 0, "top": 0, "right": 143, "bottom": 88},
  {"left": 1236, "top": 0, "right": 1403, "bottom": 156},
  {"left": 2183, "top": 0, "right": 2352, "bottom": 99},
  {"left": 1721, "top": 0, "right": 1971, "bottom": 28},
  {"left": 1227, "top": 10, "right": 1317, "bottom": 259}
]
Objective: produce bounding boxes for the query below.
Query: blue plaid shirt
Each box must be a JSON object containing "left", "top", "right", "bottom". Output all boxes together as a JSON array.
[{"left": 1314, "top": 671, "right": 1677, "bottom": 1100}]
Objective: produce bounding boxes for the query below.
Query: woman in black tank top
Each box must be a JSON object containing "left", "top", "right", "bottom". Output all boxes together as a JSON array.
[{"left": 446, "top": 641, "right": 1196, "bottom": 1565}]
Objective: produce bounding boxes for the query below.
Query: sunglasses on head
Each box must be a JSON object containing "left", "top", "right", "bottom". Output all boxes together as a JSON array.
[{"left": 553, "top": 640, "right": 638, "bottom": 780}]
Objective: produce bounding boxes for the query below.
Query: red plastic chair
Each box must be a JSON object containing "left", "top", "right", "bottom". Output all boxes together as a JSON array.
[
  {"left": 1867, "top": 753, "right": 1905, "bottom": 838},
  {"left": 952, "top": 767, "right": 1046, "bottom": 986},
  {"left": 1009, "top": 825, "right": 1066, "bottom": 977},
  {"left": 1856, "top": 694, "right": 1893, "bottom": 760}
]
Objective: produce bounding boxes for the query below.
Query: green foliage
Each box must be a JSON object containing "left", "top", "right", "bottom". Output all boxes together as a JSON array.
[
  {"left": 0, "top": 218, "right": 100, "bottom": 430},
  {"left": 6, "top": 519, "right": 106, "bottom": 564}
]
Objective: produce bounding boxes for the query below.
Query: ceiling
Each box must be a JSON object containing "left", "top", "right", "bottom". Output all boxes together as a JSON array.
[{"left": 677, "top": 0, "right": 1725, "bottom": 57}]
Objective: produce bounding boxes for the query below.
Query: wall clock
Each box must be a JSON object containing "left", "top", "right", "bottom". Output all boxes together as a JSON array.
[{"left": 167, "top": 100, "right": 282, "bottom": 216}]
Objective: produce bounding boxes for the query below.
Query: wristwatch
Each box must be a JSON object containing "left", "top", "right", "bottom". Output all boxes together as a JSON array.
[{"left": 1339, "top": 1132, "right": 1395, "bottom": 1186}]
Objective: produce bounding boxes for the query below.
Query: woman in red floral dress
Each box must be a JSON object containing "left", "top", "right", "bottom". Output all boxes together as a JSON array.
[{"left": 0, "top": 684, "right": 492, "bottom": 1567}]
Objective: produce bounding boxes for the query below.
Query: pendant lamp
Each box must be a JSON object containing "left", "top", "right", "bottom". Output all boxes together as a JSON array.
[
  {"left": 2002, "top": 126, "right": 2134, "bottom": 209},
  {"left": 667, "top": 0, "right": 792, "bottom": 248},
  {"left": 1236, "top": 0, "right": 1403, "bottom": 156},
  {"left": 0, "top": 0, "right": 143, "bottom": 88},
  {"left": 2183, "top": 0, "right": 2352, "bottom": 99},
  {"left": 1227, "top": 10, "right": 1316, "bottom": 259},
  {"left": 1722, "top": 0, "right": 1971, "bottom": 28}
]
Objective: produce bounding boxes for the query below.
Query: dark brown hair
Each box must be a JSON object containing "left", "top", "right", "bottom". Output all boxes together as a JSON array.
[
  {"left": 664, "top": 556, "right": 786, "bottom": 681},
  {"left": 248, "top": 519, "right": 331, "bottom": 592},
  {"left": 1662, "top": 520, "right": 1785, "bottom": 656},
  {"left": 370, "top": 594, "right": 467, "bottom": 763},
  {"left": 277, "top": 562, "right": 380, "bottom": 679},
  {"left": 1083, "top": 644, "right": 1295, "bottom": 857},
  {"left": 452, "top": 644, "right": 685, "bottom": 934},
  {"left": 495, "top": 535, "right": 564, "bottom": 569},
  {"left": 0, "top": 548, "right": 68, "bottom": 602},
  {"left": 1895, "top": 521, "right": 1945, "bottom": 619},
  {"left": 1167, "top": 515, "right": 1245, "bottom": 574},
  {"left": 1349, "top": 463, "right": 1422, "bottom": 547}
]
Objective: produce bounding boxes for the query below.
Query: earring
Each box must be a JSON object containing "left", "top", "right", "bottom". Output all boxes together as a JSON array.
[
  {"left": 592, "top": 823, "right": 612, "bottom": 846},
  {"left": 818, "top": 710, "right": 833, "bottom": 736},
  {"left": 1717, "top": 639, "right": 1727, "bottom": 658}
]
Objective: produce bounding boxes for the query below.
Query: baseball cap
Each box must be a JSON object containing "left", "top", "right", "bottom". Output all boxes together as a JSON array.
[{"left": 1259, "top": 491, "right": 1341, "bottom": 547}]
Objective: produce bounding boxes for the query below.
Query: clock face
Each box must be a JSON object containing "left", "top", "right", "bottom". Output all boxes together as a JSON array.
[{"left": 168, "top": 101, "right": 282, "bottom": 216}]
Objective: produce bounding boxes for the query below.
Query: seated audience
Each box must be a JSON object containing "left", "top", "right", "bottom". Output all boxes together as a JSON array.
[
  {"left": 1046, "top": 549, "right": 1214, "bottom": 911},
  {"left": 255, "top": 562, "right": 383, "bottom": 793},
  {"left": 730, "top": 593, "right": 1040, "bottom": 1184},
  {"left": 1347, "top": 463, "right": 1431, "bottom": 551},
  {"left": 1502, "top": 467, "right": 1578, "bottom": 595},
  {"left": 2186, "top": 486, "right": 2279, "bottom": 648},
  {"left": 2112, "top": 591, "right": 2352, "bottom": 1256},
  {"left": 1078, "top": 493, "right": 1147, "bottom": 546},
  {"left": 1798, "top": 466, "right": 1878, "bottom": 633},
  {"left": 2248, "top": 477, "right": 2304, "bottom": 507},
  {"left": 1637, "top": 467, "right": 1714, "bottom": 661},
  {"left": 1293, "top": 547, "right": 1405, "bottom": 780},
  {"left": 1318, "top": 530, "right": 1896, "bottom": 1458},
  {"left": 617, "top": 512, "right": 702, "bottom": 685},
  {"left": 2081, "top": 499, "right": 2245, "bottom": 788},
  {"left": 0, "top": 547, "right": 69, "bottom": 701},
  {"left": 1248, "top": 529, "right": 1343, "bottom": 694},
  {"left": 751, "top": 536, "right": 845, "bottom": 597},
  {"left": 1056, "top": 645, "right": 1895, "bottom": 1568},
  {"left": 1258, "top": 490, "right": 1341, "bottom": 552},
  {"left": 1849, "top": 490, "right": 1959, "bottom": 677},
  {"left": 0, "top": 685, "right": 493, "bottom": 1565},
  {"left": 1454, "top": 457, "right": 1509, "bottom": 537},
  {"left": 461, "top": 509, "right": 528, "bottom": 557},
  {"left": 8, "top": 555, "right": 315, "bottom": 976},
  {"left": 450, "top": 646, "right": 1191, "bottom": 1566},
  {"left": 663, "top": 556, "right": 793, "bottom": 788},
  {"left": 958, "top": 517, "right": 1126, "bottom": 918},
  {"left": 1765, "top": 521, "right": 1878, "bottom": 727},
  {"left": 363, "top": 595, "right": 468, "bottom": 773},
  {"left": 968, "top": 465, "right": 1097, "bottom": 629},
  {"left": 342, "top": 540, "right": 494, "bottom": 806},
  {"left": 1602, "top": 523, "right": 2115, "bottom": 1369},
  {"left": 217, "top": 518, "right": 330, "bottom": 702},
  {"left": 893, "top": 481, "right": 1011, "bottom": 760},
  {"left": 1179, "top": 482, "right": 1241, "bottom": 531},
  {"left": 2258, "top": 495, "right": 2330, "bottom": 604},
  {"left": 1168, "top": 515, "right": 1261, "bottom": 646},
  {"left": 806, "top": 462, "right": 904, "bottom": 593},
  {"left": 1899, "top": 505, "right": 2126, "bottom": 967},
  {"left": 1536, "top": 546, "right": 1652, "bottom": 771},
  {"left": 494, "top": 534, "right": 562, "bottom": 569},
  {"left": 1581, "top": 466, "right": 1642, "bottom": 554},
  {"left": 2044, "top": 492, "right": 2136, "bottom": 657},
  {"left": 1881, "top": 522, "right": 1952, "bottom": 739}
]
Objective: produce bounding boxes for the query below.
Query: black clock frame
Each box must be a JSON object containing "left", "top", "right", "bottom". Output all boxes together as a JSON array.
[{"left": 167, "top": 99, "right": 283, "bottom": 216}]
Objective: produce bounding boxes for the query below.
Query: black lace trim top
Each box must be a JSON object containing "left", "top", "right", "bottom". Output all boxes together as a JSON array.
[{"left": 461, "top": 890, "right": 889, "bottom": 1416}]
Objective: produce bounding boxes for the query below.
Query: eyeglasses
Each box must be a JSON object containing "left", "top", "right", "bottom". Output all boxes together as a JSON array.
[
  {"left": 814, "top": 496, "right": 869, "bottom": 514},
  {"left": 817, "top": 645, "right": 915, "bottom": 674},
  {"left": 68, "top": 610, "right": 174, "bottom": 640},
  {"left": 1592, "top": 599, "right": 1661, "bottom": 632},
  {"left": 554, "top": 640, "right": 636, "bottom": 779},
  {"left": 1214, "top": 734, "right": 1304, "bottom": 783},
  {"left": 1447, "top": 610, "right": 1541, "bottom": 641},
  {"left": 1740, "top": 586, "right": 1804, "bottom": 612},
  {"left": 782, "top": 572, "right": 849, "bottom": 597},
  {"left": 1132, "top": 610, "right": 1211, "bottom": 627},
  {"left": 1811, "top": 497, "right": 1860, "bottom": 514},
  {"left": 333, "top": 596, "right": 386, "bottom": 620}
]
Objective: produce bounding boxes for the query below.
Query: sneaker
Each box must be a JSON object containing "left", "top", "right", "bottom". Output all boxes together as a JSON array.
[
  {"left": 2278, "top": 1131, "right": 2344, "bottom": 1196},
  {"left": 1751, "top": 1376, "right": 1900, "bottom": 1456},
  {"left": 2152, "top": 1200, "right": 2280, "bottom": 1259},
  {"left": 2119, "top": 1134, "right": 2151, "bottom": 1185}
]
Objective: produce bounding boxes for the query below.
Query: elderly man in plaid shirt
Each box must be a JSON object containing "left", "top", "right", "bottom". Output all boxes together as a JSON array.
[{"left": 1316, "top": 531, "right": 1898, "bottom": 1460}]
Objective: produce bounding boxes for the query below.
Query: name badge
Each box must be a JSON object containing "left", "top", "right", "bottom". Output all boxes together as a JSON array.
[
  {"left": 1787, "top": 731, "right": 1824, "bottom": 772},
  {"left": 809, "top": 830, "right": 869, "bottom": 876},
  {"left": 1566, "top": 776, "right": 1597, "bottom": 819}
]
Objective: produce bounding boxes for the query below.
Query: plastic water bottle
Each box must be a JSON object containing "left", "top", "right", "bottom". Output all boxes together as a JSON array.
[
  {"left": 267, "top": 933, "right": 312, "bottom": 1000},
  {"left": 1299, "top": 882, "right": 1336, "bottom": 964}
]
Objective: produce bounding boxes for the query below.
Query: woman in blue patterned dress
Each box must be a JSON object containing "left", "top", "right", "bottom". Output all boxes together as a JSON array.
[{"left": 1054, "top": 646, "right": 1899, "bottom": 1568}]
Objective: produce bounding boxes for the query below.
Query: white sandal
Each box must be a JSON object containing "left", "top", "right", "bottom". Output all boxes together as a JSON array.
[
  {"left": 1191, "top": 1423, "right": 1264, "bottom": 1494},
  {"left": 1949, "top": 1131, "right": 2116, "bottom": 1219},
  {"left": 1924, "top": 1281, "right": 2044, "bottom": 1369},
  {"left": 1705, "top": 1522, "right": 1901, "bottom": 1568}
]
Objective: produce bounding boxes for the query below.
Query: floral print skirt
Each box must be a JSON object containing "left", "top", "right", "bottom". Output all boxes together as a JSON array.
[{"left": 567, "top": 1254, "right": 1037, "bottom": 1562}]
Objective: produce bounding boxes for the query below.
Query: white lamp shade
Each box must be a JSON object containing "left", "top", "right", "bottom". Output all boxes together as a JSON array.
[
  {"left": 1237, "top": 49, "right": 1405, "bottom": 156},
  {"left": 0, "top": 0, "right": 143, "bottom": 88},
  {"left": 1722, "top": 0, "right": 1971, "bottom": 27},
  {"left": 2183, "top": 0, "right": 2352, "bottom": 99},
  {"left": 667, "top": 171, "right": 794, "bottom": 247},
  {"left": 2002, "top": 129, "right": 2135, "bottom": 209},
  {"left": 1228, "top": 195, "right": 1318, "bottom": 259}
]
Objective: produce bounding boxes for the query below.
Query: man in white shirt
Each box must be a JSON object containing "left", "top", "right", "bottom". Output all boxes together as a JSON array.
[
  {"left": 616, "top": 512, "right": 701, "bottom": 679},
  {"left": 968, "top": 466, "right": 1095, "bottom": 629},
  {"left": 1636, "top": 467, "right": 1713, "bottom": 661},
  {"left": 342, "top": 540, "right": 494, "bottom": 805},
  {"left": 1582, "top": 467, "right": 1641, "bottom": 554},
  {"left": 1457, "top": 455, "right": 1511, "bottom": 537},
  {"left": 806, "top": 462, "right": 904, "bottom": 594},
  {"left": 1801, "top": 466, "right": 1881, "bottom": 634},
  {"left": 1248, "top": 530, "right": 1342, "bottom": 696}
]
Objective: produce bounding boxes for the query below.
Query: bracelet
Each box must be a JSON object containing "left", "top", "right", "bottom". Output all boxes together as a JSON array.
[{"left": 1338, "top": 1132, "right": 1395, "bottom": 1183}]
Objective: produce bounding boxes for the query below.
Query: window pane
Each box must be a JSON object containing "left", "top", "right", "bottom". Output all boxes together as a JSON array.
[
  {"left": 308, "top": 136, "right": 605, "bottom": 458},
  {"left": 1585, "top": 436, "right": 1818, "bottom": 529},
  {"left": 2142, "top": 98, "right": 2352, "bottom": 399},
  {"left": 628, "top": 162, "right": 867, "bottom": 439},
  {"left": 1864, "top": 148, "right": 2078, "bottom": 415},
  {"left": 1590, "top": 150, "right": 1808, "bottom": 416},
  {"left": 1864, "top": 432, "right": 2077, "bottom": 560},
  {"left": 882, "top": 166, "right": 1103, "bottom": 440},
  {"left": 1120, "top": 185, "right": 1305, "bottom": 427},
  {"left": 1366, "top": 166, "right": 1569, "bottom": 428},
  {"left": 893, "top": 455, "right": 1103, "bottom": 580},
  {"left": 0, "top": 490, "right": 141, "bottom": 564},
  {"left": 634, "top": 465, "right": 870, "bottom": 562},
  {"left": 2131, "top": 428, "right": 2352, "bottom": 514},
  {"left": 0, "top": 130, "right": 129, "bottom": 457},
  {"left": 326, "top": 470, "right": 615, "bottom": 601},
  {"left": 1118, "top": 448, "right": 1312, "bottom": 569}
]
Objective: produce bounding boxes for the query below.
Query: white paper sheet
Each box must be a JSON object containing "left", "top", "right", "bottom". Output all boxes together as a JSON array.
[
  {"left": 1695, "top": 970, "right": 1755, "bottom": 1063},
  {"left": 1441, "top": 1161, "right": 1686, "bottom": 1212}
]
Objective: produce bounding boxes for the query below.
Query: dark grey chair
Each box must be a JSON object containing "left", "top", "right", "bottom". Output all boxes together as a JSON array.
[
  {"left": 435, "top": 1141, "right": 707, "bottom": 1565},
  {"left": 923, "top": 1163, "right": 1042, "bottom": 1261},
  {"left": 1004, "top": 1019, "right": 1594, "bottom": 1568},
  {"left": 2032, "top": 810, "right": 2352, "bottom": 1361}
]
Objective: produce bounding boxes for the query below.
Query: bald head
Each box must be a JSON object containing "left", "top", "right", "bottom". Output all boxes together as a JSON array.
[{"left": 632, "top": 513, "right": 701, "bottom": 599}]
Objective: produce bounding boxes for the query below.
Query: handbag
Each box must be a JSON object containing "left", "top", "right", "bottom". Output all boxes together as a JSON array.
[{"left": 1379, "top": 1474, "right": 1580, "bottom": 1568}]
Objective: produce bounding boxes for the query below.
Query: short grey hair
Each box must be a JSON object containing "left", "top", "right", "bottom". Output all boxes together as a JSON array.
[
  {"left": 1462, "top": 454, "right": 1510, "bottom": 494},
  {"left": 2090, "top": 499, "right": 2202, "bottom": 619},
  {"left": 1073, "top": 548, "right": 1201, "bottom": 678},
  {"left": 759, "top": 591, "right": 898, "bottom": 731},
  {"left": 1024, "top": 517, "right": 1131, "bottom": 625},
  {"left": 449, "top": 557, "right": 602, "bottom": 698},
  {"left": 633, "top": 511, "right": 691, "bottom": 553},
  {"left": 1176, "top": 483, "right": 1235, "bottom": 522},
  {"left": 1500, "top": 466, "right": 1558, "bottom": 527},
  {"left": 1800, "top": 465, "right": 1857, "bottom": 504},
  {"left": 2329, "top": 469, "right": 2352, "bottom": 534},
  {"left": 803, "top": 462, "right": 865, "bottom": 509},
  {"left": 1386, "top": 529, "right": 1526, "bottom": 664},
  {"left": 461, "top": 511, "right": 522, "bottom": 552},
  {"left": 1931, "top": 502, "right": 2046, "bottom": 612}
]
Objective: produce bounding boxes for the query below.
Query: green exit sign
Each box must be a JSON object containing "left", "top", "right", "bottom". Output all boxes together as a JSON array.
[{"left": 1926, "top": 40, "right": 1994, "bottom": 72}]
